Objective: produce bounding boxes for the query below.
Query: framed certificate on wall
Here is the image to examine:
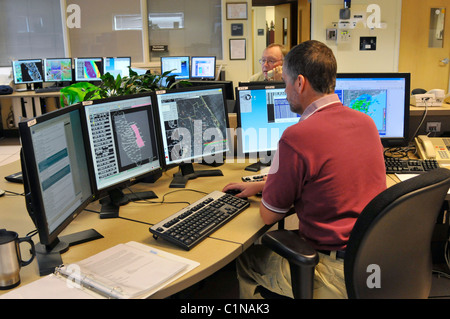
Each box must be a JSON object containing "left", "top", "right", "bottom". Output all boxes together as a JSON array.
[
  {"left": 226, "top": 3, "right": 248, "bottom": 20},
  {"left": 229, "top": 38, "right": 246, "bottom": 60}
]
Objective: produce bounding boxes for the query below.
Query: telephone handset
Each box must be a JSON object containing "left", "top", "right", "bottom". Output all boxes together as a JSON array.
[
  {"left": 415, "top": 135, "right": 450, "bottom": 164},
  {"left": 415, "top": 135, "right": 436, "bottom": 159}
]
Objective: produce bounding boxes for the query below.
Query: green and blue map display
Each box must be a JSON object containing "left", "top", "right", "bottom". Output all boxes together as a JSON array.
[{"left": 337, "top": 89, "right": 387, "bottom": 134}]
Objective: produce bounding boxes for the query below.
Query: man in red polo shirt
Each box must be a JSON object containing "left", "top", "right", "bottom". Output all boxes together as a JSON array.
[{"left": 223, "top": 40, "right": 386, "bottom": 298}]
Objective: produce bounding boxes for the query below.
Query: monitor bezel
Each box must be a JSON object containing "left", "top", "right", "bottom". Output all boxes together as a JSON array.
[
  {"left": 235, "top": 82, "right": 293, "bottom": 158},
  {"left": 180, "top": 80, "right": 234, "bottom": 100},
  {"left": 238, "top": 81, "right": 285, "bottom": 87},
  {"left": 190, "top": 56, "right": 216, "bottom": 80},
  {"left": 12, "top": 59, "right": 44, "bottom": 85},
  {"left": 160, "top": 56, "right": 190, "bottom": 80},
  {"left": 335, "top": 72, "right": 411, "bottom": 147},
  {"left": 43, "top": 57, "right": 73, "bottom": 82},
  {"left": 79, "top": 92, "right": 163, "bottom": 199},
  {"left": 19, "top": 103, "right": 95, "bottom": 247},
  {"left": 73, "top": 57, "right": 104, "bottom": 82},
  {"left": 153, "top": 84, "right": 230, "bottom": 170},
  {"left": 103, "top": 56, "right": 132, "bottom": 78}
]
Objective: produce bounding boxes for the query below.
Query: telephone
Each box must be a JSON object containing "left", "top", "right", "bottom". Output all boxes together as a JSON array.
[
  {"left": 411, "top": 89, "right": 445, "bottom": 107},
  {"left": 415, "top": 135, "right": 450, "bottom": 164}
]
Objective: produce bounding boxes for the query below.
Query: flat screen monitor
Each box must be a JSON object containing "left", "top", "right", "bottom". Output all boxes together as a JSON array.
[
  {"left": 154, "top": 85, "right": 229, "bottom": 187},
  {"left": 103, "top": 56, "right": 131, "bottom": 78},
  {"left": 12, "top": 59, "right": 44, "bottom": 88},
  {"left": 335, "top": 73, "right": 410, "bottom": 147},
  {"left": 74, "top": 57, "right": 103, "bottom": 82},
  {"left": 178, "top": 80, "right": 234, "bottom": 100},
  {"left": 238, "top": 81, "right": 284, "bottom": 87},
  {"left": 82, "top": 93, "right": 162, "bottom": 216},
  {"left": 43, "top": 58, "right": 73, "bottom": 82},
  {"left": 190, "top": 56, "right": 216, "bottom": 80},
  {"left": 160, "top": 56, "right": 190, "bottom": 80},
  {"left": 236, "top": 83, "right": 300, "bottom": 171},
  {"left": 19, "top": 104, "right": 100, "bottom": 275}
]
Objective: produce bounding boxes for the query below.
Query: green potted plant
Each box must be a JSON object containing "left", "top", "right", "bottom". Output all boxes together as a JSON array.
[{"left": 60, "top": 68, "right": 190, "bottom": 107}]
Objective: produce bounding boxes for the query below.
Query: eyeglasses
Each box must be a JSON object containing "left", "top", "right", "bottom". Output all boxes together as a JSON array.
[{"left": 259, "top": 58, "right": 283, "bottom": 65}]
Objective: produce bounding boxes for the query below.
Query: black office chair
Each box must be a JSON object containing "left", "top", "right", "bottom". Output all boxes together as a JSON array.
[{"left": 261, "top": 168, "right": 450, "bottom": 299}]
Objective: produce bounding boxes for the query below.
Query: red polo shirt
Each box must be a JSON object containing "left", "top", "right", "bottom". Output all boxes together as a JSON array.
[{"left": 262, "top": 96, "right": 386, "bottom": 250}]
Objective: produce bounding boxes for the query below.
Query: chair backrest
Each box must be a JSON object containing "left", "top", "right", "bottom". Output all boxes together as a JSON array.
[{"left": 344, "top": 168, "right": 450, "bottom": 299}]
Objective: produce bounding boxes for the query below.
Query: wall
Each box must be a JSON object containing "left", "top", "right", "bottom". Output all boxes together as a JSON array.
[
  {"left": 398, "top": 0, "right": 450, "bottom": 92},
  {"left": 311, "top": 0, "right": 402, "bottom": 72},
  {"left": 251, "top": 7, "right": 267, "bottom": 77},
  {"left": 221, "top": 0, "right": 253, "bottom": 85}
]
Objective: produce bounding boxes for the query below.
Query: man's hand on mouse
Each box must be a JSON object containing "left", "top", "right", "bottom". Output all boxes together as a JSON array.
[{"left": 222, "top": 181, "right": 265, "bottom": 198}]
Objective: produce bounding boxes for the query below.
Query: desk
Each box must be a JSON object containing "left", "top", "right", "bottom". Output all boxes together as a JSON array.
[
  {"left": 1, "top": 158, "right": 446, "bottom": 298},
  {"left": 409, "top": 102, "right": 450, "bottom": 137},
  {"left": 0, "top": 91, "right": 60, "bottom": 137},
  {"left": 0, "top": 159, "right": 268, "bottom": 298}
]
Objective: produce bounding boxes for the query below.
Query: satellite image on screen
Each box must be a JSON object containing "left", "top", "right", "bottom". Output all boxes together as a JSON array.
[{"left": 342, "top": 89, "right": 387, "bottom": 133}]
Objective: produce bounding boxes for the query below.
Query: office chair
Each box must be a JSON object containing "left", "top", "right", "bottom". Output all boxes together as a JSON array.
[{"left": 261, "top": 168, "right": 450, "bottom": 299}]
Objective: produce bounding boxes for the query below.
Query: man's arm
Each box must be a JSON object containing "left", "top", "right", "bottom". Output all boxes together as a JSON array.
[{"left": 260, "top": 202, "right": 286, "bottom": 225}]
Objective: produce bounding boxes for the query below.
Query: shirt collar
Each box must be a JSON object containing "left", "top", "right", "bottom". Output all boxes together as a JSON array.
[{"left": 299, "top": 94, "right": 341, "bottom": 122}]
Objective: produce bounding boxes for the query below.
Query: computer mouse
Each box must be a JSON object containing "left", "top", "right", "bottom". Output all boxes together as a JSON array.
[
  {"left": 0, "top": 189, "right": 5, "bottom": 197},
  {"left": 224, "top": 189, "right": 247, "bottom": 200}
]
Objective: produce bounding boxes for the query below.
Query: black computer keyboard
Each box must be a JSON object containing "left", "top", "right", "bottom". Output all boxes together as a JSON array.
[
  {"left": 385, "top": 157, "right": 440, "bottom": 174},
  {"left": 241, "top": 173, "right": 268, "bottom": 182},
  {"left": 35, "top": 87, "right": 61, "bottom": 93},
  {"left": 149, "top": 191, "right": 249, "bottom": 250}
]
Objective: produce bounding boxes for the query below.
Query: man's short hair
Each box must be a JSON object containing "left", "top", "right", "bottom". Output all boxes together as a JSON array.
[
  {"left": 283, "top": 40, "right": 337, "bottom": 94},
  {"left": 266, "top": 43, "right": 288, "bottom": 57}
]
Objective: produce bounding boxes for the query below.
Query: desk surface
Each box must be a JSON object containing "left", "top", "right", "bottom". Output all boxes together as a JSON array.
[
  {"left": 410, "top": 102, "right": 450, "bottom": 116},
  {"left": 0, "top": 90, "right": 61, "bottom": 100},
  {"left": 0, "top": 158, "right": 438, "bottom": 298},
  {"left": 0, "top": 159, "right": 268, "bottom": 298}
]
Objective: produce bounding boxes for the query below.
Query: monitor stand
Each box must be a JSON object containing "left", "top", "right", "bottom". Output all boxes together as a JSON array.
[
  {"left": 170, "top": 162, "right": 223, "bottom": 188},
  {"left": 34, "top": 229, "right": 103, "bottom": 276},
  {"left": 99, "top": 188, "right": 158, "bottom": 219},
  {"left": 245, "top": 155, "right": 272, "bottom": 172}
]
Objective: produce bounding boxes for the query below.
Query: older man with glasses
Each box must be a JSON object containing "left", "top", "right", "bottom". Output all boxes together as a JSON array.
[{"left": 249, "top": 43, "right": 287, "bottom": 81}]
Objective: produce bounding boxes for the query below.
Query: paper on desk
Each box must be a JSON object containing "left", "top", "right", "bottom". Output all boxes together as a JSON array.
[
  {"left": 0, "top": 274, "right": 98, "bottom": 299},
  {"left": 1, "top": 241, "right": 199, "bottom": 299},
  {"left": 395, "top": 173, "right": 450, "bottom": 194}
]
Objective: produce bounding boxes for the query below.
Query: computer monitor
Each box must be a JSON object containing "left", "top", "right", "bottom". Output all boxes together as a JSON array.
[
  {"left": 190, "top": 56, "right": 216, "bottom": 80},
  {"left": 160, "top": 56, "right": 190, "bottom": 80},
  {"left": 154, "top": 85, "right": 229, "bottom": 188},
  {"left": 178, "top": 80, "right": 234, "bottom": 100},
  {"left": 82, "top": 93, "right": 162, "bottom": 217},
  {"left": 74, "top": 57, "right": 103, "bottom": 82},
  {"left": 12, "top": 59, "right": 44, "bottom": 90},
  {"left": 103, "top": 56, "right": 131, "bottom": 78},
  {"left": 238, "top": 81, "right": 284, "bottom": 87},
  {"left": 235, "top": 83, "right": 300, "bottom": 171},
  {"left": 19, "top": 104, "right": 101, "bottom": 276},
  {"left": 335, "top": 73, "right": 410, "bottom": 147},
  {"left": 43, "top": 58, "right": 73, "bottom": 83}
]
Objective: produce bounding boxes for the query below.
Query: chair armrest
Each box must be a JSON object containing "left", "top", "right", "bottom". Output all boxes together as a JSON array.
[
  {"left": 262, "top": 229, "right": 319, "bottom": 299},
  {"left": 261, "top": 230, "right": 319, "bottom": 267}
]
